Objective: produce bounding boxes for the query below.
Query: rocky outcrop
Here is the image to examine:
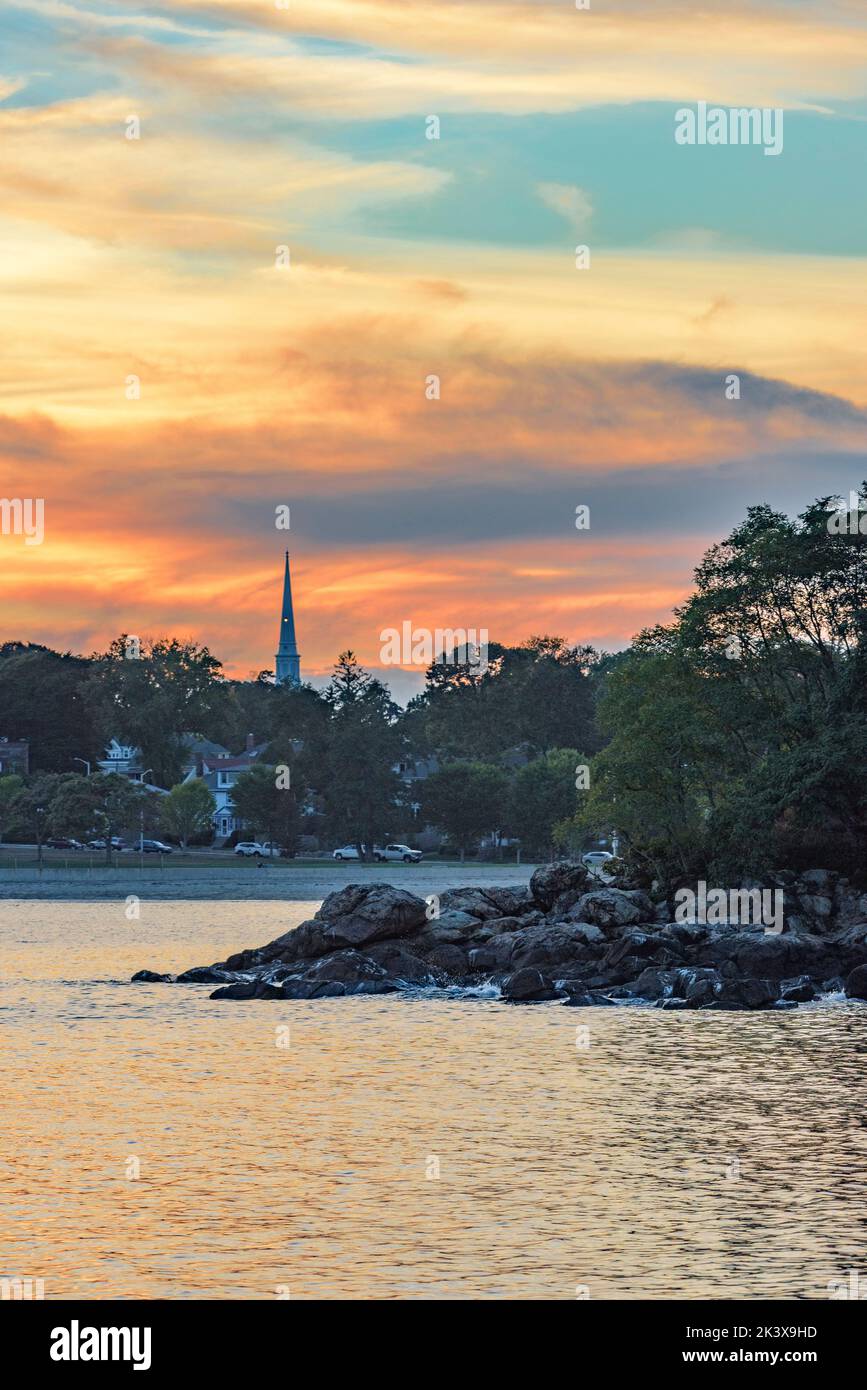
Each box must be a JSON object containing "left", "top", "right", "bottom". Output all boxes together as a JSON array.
[{"left": 131, "top": 863, "right": 867, "bottom": 1012}]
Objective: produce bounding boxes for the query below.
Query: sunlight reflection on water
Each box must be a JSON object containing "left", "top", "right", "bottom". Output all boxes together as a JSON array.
[{"left": 2, "top": 900, "right": 866, "bottom": 1299}]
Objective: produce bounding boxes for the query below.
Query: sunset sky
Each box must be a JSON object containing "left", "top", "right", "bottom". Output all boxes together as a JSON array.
[{"left": 2, "top": 0, "right": 867, "bottom": 699}]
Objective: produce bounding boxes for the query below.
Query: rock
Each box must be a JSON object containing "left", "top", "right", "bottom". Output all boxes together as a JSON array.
[
  {"left": 630, "top": 967, "right": 677, "bottom": 1000},
  {"left": 210, "top": 982, "right": 260, "bottom": 1000},
  {"left": 561, "top": 991, "right": 618, "bottom": 1007},
  {"left": 529, "top": 861, "right": 589, "bottom": 911},
  {"left": 176, "top": 966, "right": 240, "bottom": 984},
  {"left": 799, "top": 869, "right": 835, "bottom": 891},
  {"left": 656, "top": 997, "right": 689, "bottom": 1010},
  {"left": 437, "top": 888, "right": 502, "bottom": 920},
  {"left": 845, "top": 964, "right": 867, "bottom": 1000},
  {"left": 780, "top": 975, "right": 816, "bottom": 1003},
  {"left": 131, "top": 970, "right": 173, "bottom": 983},
  {"left": 798, "top": 894, "right": 833, "bottom": 919},
  {"left": 468, "top": 946, "right": 497, "bottom": 973},
  {"left": 571, "top": 889, "right": 644, "bottom": 933},
  {"left": 313, "top": 883, "right": 428, "bottom": 947},
  {"left": 717, "top": 978, "right": 778, "bottom": 1010},
  {"left": 501, "top": 968, "right": 559, "bottom": 1002},
  {"left": 424, "top": 944, "right": 468, "bottom": 975},
  {"left": 210, "top": 980, "right": 283, "bottom": 1000},
  {"left": 363, "top": 943, "right": 437, "bottom": 984},
  {"left": 685, "top": 975, "right": 719, "bottom": 1008},
  {"left": 304, "top": 950, "right": 388, "bottom": 988}
]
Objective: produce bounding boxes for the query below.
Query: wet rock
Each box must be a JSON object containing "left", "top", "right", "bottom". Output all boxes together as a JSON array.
[
  {"left": 501, "top": 967, "right": 560, "bottom": 1002},
  {"left": 131, "top": 970, "right": 173, "bottom": 983},
  {"left": 562, "top": 990, "right": 619, "bottom": 1006},
  {"left": 630, "top": 967, "right": 677, "bottom": 1000},
  {"left": 685, "top": 975, "right": 719, "bottom": 1008},
  {"left": 210, "top": 980, "right": 283, "bottom": 1000},
  {"left": 845, "top": 964, "right": 867, "bottom": 1000},
  {"left": 780, "top": 975, "right": 816, "bottom": 1003},
  {"left": 424, "top": 944, "right": 469, "bottom": 975},
  {"left": 176, "top": 966, "right": 240, "bottom": 985},
  {"left": 716, "top": 978, "right": 778, "bottom": 1010}
]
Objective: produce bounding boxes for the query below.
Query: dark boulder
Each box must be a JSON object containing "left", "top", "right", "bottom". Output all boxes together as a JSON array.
[
  {"left": 501, "top": 968, "right": 560, "bottom": 1002},
  {"left": 571, "top": 888, "right": 644, "bottom": 933},
  {"left": 131, "top": 970, "right": 173, "bottom": 983},
  {"left": 845, "top": 964, "right": 867, "bottom": 1000},
  {"left": 780, "top": 975, "right": 816, "bottom": 1003},
  {"left": 176, "top": 966, "right": 240, "bottom": 985},
  {"left": 529, "top": 861, "right": 590, "bottom": 911}
]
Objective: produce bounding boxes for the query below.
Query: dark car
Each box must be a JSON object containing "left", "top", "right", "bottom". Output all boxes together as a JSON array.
[
  {"left": 46, "top": 836, "right": 84, "bottom": 850},
  {"left": 141, "top": 839, "right": 173, "bottom": 853}
]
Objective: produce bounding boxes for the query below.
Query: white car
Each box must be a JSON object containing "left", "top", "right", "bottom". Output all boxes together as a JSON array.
[
  {"left": 235, "top": 841, "right": 281, "bottom": 857},
  {"left": 583, "top": 850, "right": 615, "bottom": 871},
  {"left": 332, "top": 845, "right": 369, "bottom": 860},
  {"left": 376, "top": 843, "right": 422, "bottom": 864}
]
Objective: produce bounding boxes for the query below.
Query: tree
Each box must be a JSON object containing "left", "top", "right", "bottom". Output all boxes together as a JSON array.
[
  {"left": 0, "top": 643, "right": 102, "bottom": 772},
  {"left": 48, "top": 772, "right": 146, "bottom": 865},
  {"left": 0, "top": 774, "right": 24, "bottom": 845},
  {"left": 409, "top": 636, "right": 602, "bottom": 762},
  {"left": 230, "top": 762, "right": 301, "bottom": 853},
  {"left": 421, "top": 761, "right": 511, "bottom": 862},
  {"left": 319, "top": 652, "right": 403, "bottom": 860},
  {"left": 9, "top": 773, "right": 66, "bottom": 865},
  {"left": 510, "top": 748, "right": 584, "bottom": 859},
  {"left": 159, "top": 779, "right": 216, "bottom": 849},
  {"left": 88, "top": 637, "right": 228, "bottom": 787},
  {"left": 575, "top": 489, "right": 867, "bottom": 886}
]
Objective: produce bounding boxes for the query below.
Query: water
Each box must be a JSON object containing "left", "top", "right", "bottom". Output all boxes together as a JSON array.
[{"left": 2, "top": 899, "right": 866, "bottom": 1300}]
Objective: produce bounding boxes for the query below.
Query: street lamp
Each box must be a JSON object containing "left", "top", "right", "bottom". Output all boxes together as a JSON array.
[{"left": 73, "top": 758, "right": 91, "bottom": 776}]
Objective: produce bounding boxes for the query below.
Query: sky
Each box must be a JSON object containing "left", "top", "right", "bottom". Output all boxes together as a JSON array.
[{"left": 1, "top": 0, "right": 866, "bottom": 701}]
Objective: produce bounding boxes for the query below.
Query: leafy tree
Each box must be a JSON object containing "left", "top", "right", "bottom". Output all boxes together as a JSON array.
[
  {"left": 575, "top": 489, "right": 867, "bottom": 886},
  {"left": 9, "top": 773, "right": 66, "bottom": 864},
  {"left": 0, "top": 774, "right": 24, "bottom": 845},
  {"left": 421, "top": 761, "right": 511, "bottom": 862},
  {"left": 409, "top": 636, "right": 602, "bottom": 762},
  {"left": 510, "top": 748, "right": 584, "bottom": 859},
  {"left": 159, "top": 778, "right": 216, "bottom": 849},
  {"left": 230, "top": 762, "right": 301, "bottom": 852},
  {"left": 0, "top": 643, "right": 102, "bottom": 772},
  {"left": 88, "top": 637, "right": 228, "bottom": 787},
  {"left": 47, "top": 772, "right": 146, "bottom": 865}
]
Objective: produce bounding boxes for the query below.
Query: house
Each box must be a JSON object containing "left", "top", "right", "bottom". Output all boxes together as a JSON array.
[
  {"left": 183, "top": 734, "right": 269, "bottom": 841},
  {"left": 97, "top": 738, "right": 143, "bottom": 780},
  {"left": 0, "top": 737, "right": 29, "bottom": 776}
]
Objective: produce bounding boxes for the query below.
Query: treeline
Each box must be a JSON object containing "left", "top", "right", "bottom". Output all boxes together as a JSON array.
[
  {"left": 0, "top": 637, "right": 606, "bottom": 858},
  {"left": 2, "top": 489, "right": 865, "bottom": 876}
]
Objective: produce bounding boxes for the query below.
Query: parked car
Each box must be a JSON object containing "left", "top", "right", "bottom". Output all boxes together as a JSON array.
[
  {"left": 235, "top": 841, "right": 281, "bottom": 857},
  {"left": 46, "top": 836, "right": 84, "bottom": 850},
  {"left": 583, "top": 850, "right": 614, "bottom": 871},
  {"left": 87, "top": 837, "right": 125, "bottom": 850},
  {"left": 332, "top": 845, "right": 372, "bottom": 861},
  {"left": 141, "top": 839, "right": 173, "bottom": 854},
  {"left": 375, "top": 843, "right": 423, "bottom": 863}
]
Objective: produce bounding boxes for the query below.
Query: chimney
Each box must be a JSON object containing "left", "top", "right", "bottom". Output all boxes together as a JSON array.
[{"left": 246, "top": 733, "right": 255, "bottom": 753}]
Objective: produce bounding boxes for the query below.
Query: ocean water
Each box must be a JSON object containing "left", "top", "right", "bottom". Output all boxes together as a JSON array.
[{"left": 2, "top": 899, "right": 866, "bottom": 1300}]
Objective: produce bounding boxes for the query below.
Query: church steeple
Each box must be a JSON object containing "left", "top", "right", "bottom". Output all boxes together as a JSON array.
[{"left": 275, "top": 551, "right": 301, "bottom": 687}]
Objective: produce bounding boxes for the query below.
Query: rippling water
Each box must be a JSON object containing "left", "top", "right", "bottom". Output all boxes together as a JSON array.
[{"left": 2, "top": 898, "right": 866, "bottom": 1300}]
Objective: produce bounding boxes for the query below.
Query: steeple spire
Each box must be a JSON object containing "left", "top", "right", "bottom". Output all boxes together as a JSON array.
[{"left": 275, "top": 551, "right": 301, "bottom": 687}]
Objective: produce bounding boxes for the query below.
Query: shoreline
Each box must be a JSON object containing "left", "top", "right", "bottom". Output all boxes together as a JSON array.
[{"left": 0, "top": 862, "right": 537, "bottom": 902}]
